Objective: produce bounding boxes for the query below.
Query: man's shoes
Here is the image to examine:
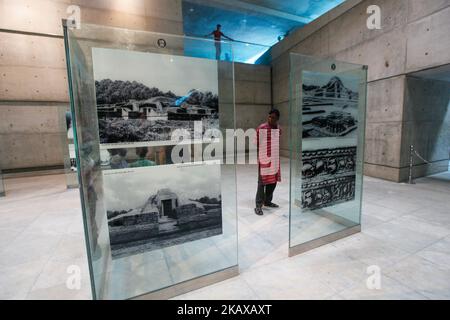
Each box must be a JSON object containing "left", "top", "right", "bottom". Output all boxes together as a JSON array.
[
  {"left": 254, "top": 207, "right": 264, "bottom": 216},
  {"left": 264, "top": 202, "right": 280, "bottom": 208}
]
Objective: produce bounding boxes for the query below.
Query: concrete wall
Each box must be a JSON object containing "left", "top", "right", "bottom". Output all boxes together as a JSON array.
[
  {"left": 0, "top": 0, "right": 183, "bottom": 172},
  {"left": 266, "top": 0, "right": 450, "bottom": 181},
  {"left": 0, "top": 0, "right": 271, "bottom": 173}
]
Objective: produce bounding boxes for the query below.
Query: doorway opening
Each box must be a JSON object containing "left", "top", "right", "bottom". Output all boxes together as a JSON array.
[{"left": 405, "top": 64, "right": 450, "bottom": 185}]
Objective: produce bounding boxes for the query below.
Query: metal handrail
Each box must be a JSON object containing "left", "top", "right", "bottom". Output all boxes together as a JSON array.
[{"left": 408, "top": 145, "right": 434, "bottom": 184}]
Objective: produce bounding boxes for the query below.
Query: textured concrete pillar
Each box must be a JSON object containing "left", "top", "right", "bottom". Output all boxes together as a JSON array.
[
  {"left": 234, "top": 62, "right": 272, "bottom": 131},
  {"left": 233, "top": 62, "right": 272, "bottom": 155}
]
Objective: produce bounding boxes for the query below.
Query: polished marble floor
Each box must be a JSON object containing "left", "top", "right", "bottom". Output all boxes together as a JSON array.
[{"left": 0, "top": 160, "right": 449, "bottom": 300}]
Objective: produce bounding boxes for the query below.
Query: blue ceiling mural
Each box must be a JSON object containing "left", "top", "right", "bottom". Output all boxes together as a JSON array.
[{"left": 182, "top": 0, "right": 345, "bottom": 64}]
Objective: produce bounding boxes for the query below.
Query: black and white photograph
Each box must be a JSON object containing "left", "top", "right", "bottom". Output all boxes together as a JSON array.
[
  {"left": 301, "top": 147, "right": 356, "bottom": 210},
  {"left": 302, "top": 71, "right": 359, "bottom": 139},
  {"left": 103, "top": 164, "right": 223, "bottom": 259},
  {"left": 92, "top": 48, "right": 219, "bottom": 145}
]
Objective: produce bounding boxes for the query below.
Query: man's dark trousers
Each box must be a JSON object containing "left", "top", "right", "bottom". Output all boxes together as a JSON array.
[{"left": 256, "top": 175, "right": 277, "bottom": 208}]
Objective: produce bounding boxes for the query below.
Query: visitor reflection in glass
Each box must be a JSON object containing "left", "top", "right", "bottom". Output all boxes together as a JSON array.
[
  {"left": 130, "top": 147, "right": 156, "bottom": 168},
  {"left": 205, "top": 24, "right": 234, "bottom": 60},
  {"left": 109, "top": 148, "right": 128, "bottom": 169}
]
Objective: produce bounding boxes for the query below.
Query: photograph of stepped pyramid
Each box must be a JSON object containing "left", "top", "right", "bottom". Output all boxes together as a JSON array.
[
  {"left": 102, "top": 164, "right": 222, "bottom": 259},
  {"left": 302, "top": 72, "right": 359, "bottom": 139}
]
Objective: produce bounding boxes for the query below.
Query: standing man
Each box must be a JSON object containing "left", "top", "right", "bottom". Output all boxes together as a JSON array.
[
  {"left": 255, "top": 109, "right": 281, "bottom": 216},
  {"left": 205, "top": 24, "right": 234, "bottom": 60}
]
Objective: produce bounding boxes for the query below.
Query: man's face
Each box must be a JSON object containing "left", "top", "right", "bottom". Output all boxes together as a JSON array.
[{"left": 268, "top": 113, "right": 279, "bottom": 127}]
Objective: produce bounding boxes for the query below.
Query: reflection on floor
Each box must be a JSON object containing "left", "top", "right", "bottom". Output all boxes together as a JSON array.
[{"left": 0, "top": 159, "right": 450, "bottom": 299}]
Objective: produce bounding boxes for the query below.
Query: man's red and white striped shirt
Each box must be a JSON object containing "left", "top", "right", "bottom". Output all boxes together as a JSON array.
[{"left": 256, "top": 122, "right": 281, "bottom": 185}]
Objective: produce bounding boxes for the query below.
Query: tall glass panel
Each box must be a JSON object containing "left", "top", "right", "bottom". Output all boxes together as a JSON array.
[
  {"left": 64, "top": 23, "right": 237, "bottom": 300},
  {"left": 289, "top": 53, "right": 367, "bottom": 251}
]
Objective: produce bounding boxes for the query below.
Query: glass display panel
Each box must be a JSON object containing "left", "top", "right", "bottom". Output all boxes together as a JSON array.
[
  {"left": 289, "top": 53, "right": 367, "bottom": 248},
  {"left": 64, "top": 23, "right": 237, "bottom": 300}
]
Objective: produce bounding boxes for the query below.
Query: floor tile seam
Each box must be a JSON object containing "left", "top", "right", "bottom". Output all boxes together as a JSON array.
[
  {"left": 381, "top": 272, "right": 440, "bottom": 300},
  {"left": 26, "top": 244, "right": 60, "bottom": 295},
  {"left": 357, "top": 231, "right": 415, "bottom": 259}
]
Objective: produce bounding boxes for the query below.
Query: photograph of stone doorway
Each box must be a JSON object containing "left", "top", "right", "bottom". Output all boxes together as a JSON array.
[{"left": 103, "top": 163, "right": 223, "bottom": 259}]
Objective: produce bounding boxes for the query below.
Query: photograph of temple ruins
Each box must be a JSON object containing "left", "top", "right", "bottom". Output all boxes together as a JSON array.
[
  {"left": 302, "top": 72, "right": 359, "bottom": 139},
  {"left": 103, "top": 164, "right": 222, "bottom": 259},
  {"left": 92, "top": 48, "right": 219, "bottom": 144}
]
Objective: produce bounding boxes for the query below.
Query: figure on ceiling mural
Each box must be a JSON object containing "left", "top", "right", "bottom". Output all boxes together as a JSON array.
[{"left": 205, "top": 24, "right": 234, "bottom": 60}]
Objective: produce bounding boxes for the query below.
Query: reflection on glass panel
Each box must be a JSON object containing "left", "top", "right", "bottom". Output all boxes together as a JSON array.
[
  {"left": 64, "top": 24, "right": 237, "bottom": 300},
  {"left": 289, "top": 53, "right": 367, "bottom": 249},
  {"left": 0, "top": 169, "right": 5, "bottom": 197},
  {"left": 58, "top": 105, "right": 78, "bottom": 188}
]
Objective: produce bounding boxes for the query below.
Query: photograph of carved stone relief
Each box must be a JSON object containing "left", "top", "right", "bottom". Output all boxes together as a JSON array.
[
  {"left": 302, "top": 72, "right": 359, "bottom": 139},
  {"left": 103, "top": 164, "right": 222, "bottom": 259},
  {"left": 92, "top": 48, "right": 219, "bottom": 144},
  {"left": 301, "top": 147, "right": 356, "bottom": 210}
]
